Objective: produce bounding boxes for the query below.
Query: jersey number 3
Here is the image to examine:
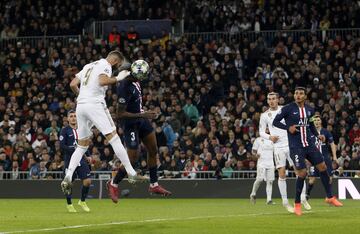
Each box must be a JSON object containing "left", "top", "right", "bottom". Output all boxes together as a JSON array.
[{"left": 82, "top": 67, "right": 94, "bottom": 86}]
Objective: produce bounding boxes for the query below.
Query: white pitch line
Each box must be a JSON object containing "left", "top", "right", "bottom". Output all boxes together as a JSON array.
[{"left": 1, "top": 210, "right": 335, "bottom": 234}]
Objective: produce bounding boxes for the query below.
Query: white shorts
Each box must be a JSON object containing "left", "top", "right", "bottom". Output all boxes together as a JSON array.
[
  {"left": 76, "top": 102, "right": 116, "bottom": 139},
  {"left": 256, "top": 166, "right": 275, "bottom": 181},
  {"left": 274, "top": 147, "right": 294, "bottom": 169}
]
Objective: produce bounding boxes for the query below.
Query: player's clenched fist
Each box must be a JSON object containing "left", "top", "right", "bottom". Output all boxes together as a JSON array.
[
  {"left": 116, "top": 70, "right": 130, "bottom": 81},
  {"left": 318, "top": 135, "right": 325, "bottom": 142}
]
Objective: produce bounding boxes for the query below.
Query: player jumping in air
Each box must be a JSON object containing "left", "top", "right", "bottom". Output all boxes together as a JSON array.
[
  {"left": 106, "top": 65, "right": 171, "bottom": 203},
  {"left": 250, "top": 131, "right": 275, "bottom": 205},
  {"left": 273, "top": 87, "right": 342, "bottom": 216},
  {"left": 61, "top": 51, "right": 146, "bottom": 195},
  {"left": 60, "top": 110, "right": 91, "bottom": 212},
  {"left": 259, "top": 92, "right": 310, "bottom": 212},
  {"left": 306, "top": 115, "right": 338, "bottom": 200}
]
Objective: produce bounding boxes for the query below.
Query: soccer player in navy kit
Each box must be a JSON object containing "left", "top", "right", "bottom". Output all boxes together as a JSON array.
[
  {"left": 106, "top": 70, "right": 171, "bottom": 203},
  {"left": 273, "top": 87, "right": 342, "bottom": 216},
  {"left": 60, "top": 110, "right": 91, "bottom": 212},
  {"left": 306, "top": 115, "right": 338, "bottom": 200}
]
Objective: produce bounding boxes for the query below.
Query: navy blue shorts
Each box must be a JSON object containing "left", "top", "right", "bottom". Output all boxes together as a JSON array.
[
  {"left": 123, "top": 119, "right": 154, "bottom": 149},
  {"left": 290, "top": 145, "right": 324, "bottom": 170},
  {"left": 64, "top": 157, "right": 91, "bottom": 180},
  {"left": 309, "top": 156, "right": 333, "bottom": 177}
]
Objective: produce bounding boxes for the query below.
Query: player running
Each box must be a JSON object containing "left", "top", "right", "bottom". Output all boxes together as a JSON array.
[
  {"left": 273, "top": 87, "right": 342, "bottom": 216},
  {"left": 107, "top": 65, "right": 171, "bottom": 203},
  {"left": 259, "top": 92, "right": 310, "bottom": 212},
  {"left": 250, "top": 132, "right": 275, "bottom": 205},
  {"left": 60, "top": 110, "right": 91, "bottom": 212},
  {"left": 61, "top": 51, "right": 146, "bottom": 195},
  {"left": 306, "top": 115, "right": 337, "bottom": 200}
]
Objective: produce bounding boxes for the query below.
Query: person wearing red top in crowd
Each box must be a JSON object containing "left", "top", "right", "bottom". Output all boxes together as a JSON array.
[
  {"left": 108, "top": 26, "right": 121, "bottom": 46},
  {"left": 349, "top": 123, "right": 360, "bottom": 145}
]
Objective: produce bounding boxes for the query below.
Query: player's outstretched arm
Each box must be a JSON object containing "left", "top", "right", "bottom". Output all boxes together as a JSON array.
[{"left": 117, "top": 103, "right": 157, "bottom": 120}]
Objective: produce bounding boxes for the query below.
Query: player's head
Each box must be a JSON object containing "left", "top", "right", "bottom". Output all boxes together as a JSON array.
[
  {"left": 313, "top": 114, "right": 322, "bottom": 128},
  {"left": 267, "top": 92, "right": 279, "bottom": 108},
  {"left": 67, "top": 110, "right": 77, "bottom": 126},
  {"left": 294, "top": 86, "right": 307, "bottom": 104},
  {"left": 106, "top": 50, "right": 125, "bottom": 68}
]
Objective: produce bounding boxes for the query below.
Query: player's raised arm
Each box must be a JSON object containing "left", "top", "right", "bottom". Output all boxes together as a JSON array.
[
  {"left": 99, "top": 50, "right": 130, "bottom": 86},
  {"left": 99, "top": 70, "right": 130, "bottom": 86},
  {"left": 272, "top": 107, "right": 288, "bottom": 130}
]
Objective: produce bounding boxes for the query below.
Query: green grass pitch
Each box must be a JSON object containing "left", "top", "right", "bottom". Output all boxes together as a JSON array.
[{"left": 0, "top": 199, "right": 359, "bottom": 234}]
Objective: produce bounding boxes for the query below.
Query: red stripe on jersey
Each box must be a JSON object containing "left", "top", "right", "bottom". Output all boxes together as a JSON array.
[
  {"left": 73, "top": 129, "right": 78, "bottom": 143},
  {"left": 299, "top": 107, "right": 308, "bottom": 147}
]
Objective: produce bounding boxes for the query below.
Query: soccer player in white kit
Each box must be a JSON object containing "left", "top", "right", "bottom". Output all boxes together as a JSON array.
[
  {"left": 250, "top": 133, "right": 275, "bottom": 204},
  {"left": 61, "top": 51, "right": 146, "bottom": 194},
  {"left": 259, "top": 92, "right": 311, "bottom": 212}
]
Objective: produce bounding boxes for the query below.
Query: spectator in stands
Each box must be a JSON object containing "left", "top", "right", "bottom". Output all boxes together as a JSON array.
[
  {"left": 28, "top": 158, "right": 40, "bottom": 180},
  {"left": 183, "top": 98, "right": 200, "bottom": 127},
  {"left": 108, "top": 26, "right": 121, "bottom": 47},
  {"left": 222, "top": 161, "right": 234, "bottom": 178},
  {"left": 127, "top": 26, "right": 139, "bottom": 46}
]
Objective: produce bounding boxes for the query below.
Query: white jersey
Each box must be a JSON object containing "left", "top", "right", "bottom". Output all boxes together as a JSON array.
[
  {"left": 259, "top": 106, "right": 288, "bottom": 148},
  {"left": 76, "top": 59, "right": 112, "bottom": 104},
  {"left": 252, "top": 137, "right": 274, "bottom": 168}
]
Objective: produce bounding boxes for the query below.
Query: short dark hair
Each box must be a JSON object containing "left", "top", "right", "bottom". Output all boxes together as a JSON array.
[
  {"left": 294, "top": 86, "right": 306, "bottom": 92},
  {"left": 107, "top": 50, "right": 124, "bottom": 60},
  {"left": 267, "top": 92, "right": 279, "bottom": 98},
  {"left": 67, "top": 109, "right": 75, "bottom": 116}
]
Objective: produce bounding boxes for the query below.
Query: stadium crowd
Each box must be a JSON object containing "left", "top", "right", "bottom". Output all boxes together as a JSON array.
[
  {"left": 0, "top": 1, "right": 360, "bottom": 180},
  {"left": 1, "top": 0, "right": 360, "bottom": 39}
]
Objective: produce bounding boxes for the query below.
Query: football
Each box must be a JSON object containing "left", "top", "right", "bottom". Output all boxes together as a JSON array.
[{"left": 130, "top": 59, "right": 149, "bottom": 80}]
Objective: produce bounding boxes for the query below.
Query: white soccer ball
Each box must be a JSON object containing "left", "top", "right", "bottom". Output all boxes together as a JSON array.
[{"left": 130, "top": 59, "right": 149, "bottom": 80}]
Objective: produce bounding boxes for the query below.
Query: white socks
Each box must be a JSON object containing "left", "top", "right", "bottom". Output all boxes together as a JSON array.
[
  {"left": 278, "top": 177, "right": 289, "bottom": 205},
  {"left": 266, "top": 181, "right": 273, "bottom": 202},
  {"left": 251, "top": 179, "right": 262, "bottom": 196},
  {"left": 65, "top": 145, "right": 88, "bottom": 181},
  {"left": 109, "top": 135, "right": 137, "bottom": 177},
  {"left": 110, "top": 178, "right": 118, "bottom": 188},
  {"left": 150, "top": 182, "right": 159, "bottom": 188}
]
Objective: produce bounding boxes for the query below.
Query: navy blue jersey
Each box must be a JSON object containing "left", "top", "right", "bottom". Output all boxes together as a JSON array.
[
  {"left": 117, "top": 79, "right": 144, "bottom": 114},
  {"left": 59, "top": 126, "right": 87, "bottom": 163},
  {"left": 273, "top": 102, "right": 319, "bottom": 148},
  {"left": 314, "top": 128, "right": 334, "bottom": 159}
]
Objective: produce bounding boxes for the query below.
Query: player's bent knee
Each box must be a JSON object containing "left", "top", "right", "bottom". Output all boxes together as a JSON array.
[
  {"left": 77, "top": 138, "right": 91, "bottom": 147},
  {"left": 105, "top": 130, "right": 118, "bottom": 141},
  {"left": 83, "top": 178, "right": 91, "bottom": 186},
  {"left": 316, "top": 162, "right": 327, "bottom": 172},
  {"left": 297, "top": 170, "right": 307, "bottom": 178},
  {"left": 309, "top": 177, "right": 316, "bottom": 184}
]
